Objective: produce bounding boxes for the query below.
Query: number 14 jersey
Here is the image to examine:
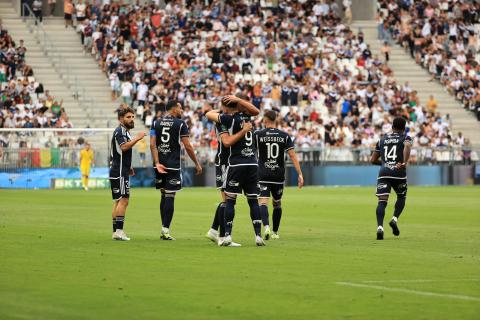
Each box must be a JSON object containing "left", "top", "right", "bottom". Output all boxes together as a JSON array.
[{"left": 375, "top": 132, "right": 413, "bottom": 179}]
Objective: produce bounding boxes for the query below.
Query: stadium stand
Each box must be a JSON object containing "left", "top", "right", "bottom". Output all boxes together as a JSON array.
[
  {"left": 71, "top": 0, "right": 473, "bottom": 156},
  {"left": 378, "top": 0, "right": 479, "bottom": 121},
  {"left": 1, "top": 0, "right": 478, "bottom": 165},
  {"left": 0, "top": 21, "right": 72, "bottom": 129}
]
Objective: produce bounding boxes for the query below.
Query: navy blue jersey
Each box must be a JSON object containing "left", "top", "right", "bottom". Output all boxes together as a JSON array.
[
  {"left": 150, "top": 115, "right": 189, "bottom": 170},
  {"left": 109, "top": 125, "right": 132, "bottom": 177},
  {"left": 375, "top": 132, "right": 413, "bottom": 178},
  {"left": 215, "top": 122, "right": 229, "bottom": 166},
  {"left": 254, "top": 128, "right": 294, "bottom": 183},
  {"left": 218, "top": 112, "right": 257, "bottom": 166}
]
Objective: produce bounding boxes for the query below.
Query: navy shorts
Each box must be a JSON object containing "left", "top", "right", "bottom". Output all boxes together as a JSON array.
[
  {"left": 110, "top": 176, "right": 130, "bottom": 200},
  {"left": 259, "top": 182, "right": 284, "bottom": 201},
  {"left": 224, "top": 165, "right": 259, "bottom": 196},
  {"left": 155, "top": 168, "right": 182, "bottom": 192},
  {"left": 376, "top": 177, "right": 408, "bottom": 198},
  {"left": 215, "top": 164, "right": 227, "bottom": 189}
]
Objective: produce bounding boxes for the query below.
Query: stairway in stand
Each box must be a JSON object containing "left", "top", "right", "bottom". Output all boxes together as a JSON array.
[{"left": 352, "top": 20, "right": 480, "bottom": 147}]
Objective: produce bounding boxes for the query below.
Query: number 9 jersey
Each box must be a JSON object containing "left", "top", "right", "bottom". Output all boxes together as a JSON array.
[
  {"left": 375, "top": 132, "right": 413, "bottom": 179},
  {"left": 218, "top": 112, "right": 257, "bottom": 166}
]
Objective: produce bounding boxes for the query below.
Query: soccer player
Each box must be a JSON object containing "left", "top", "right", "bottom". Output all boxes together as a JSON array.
[
  {"left": 255, "top": 110, "right": 304, "bottom": 240},
  {"left": 80, "top": 142, "right": 94, "bottom": 191},
  {"left": 205, "top": 102, "right": 254, "bottom": 247},
  {"left": 150, "top": 100, "right": 202, "bottom": 240},
  {"left": 110, "top": 107, "right": 146, "bottom": 241},
  {"left": 206, "top": 95, "right": 264, "bottom": 246},
  {"left": 370, "top": 117, "right": 412, "bottom": 240}
]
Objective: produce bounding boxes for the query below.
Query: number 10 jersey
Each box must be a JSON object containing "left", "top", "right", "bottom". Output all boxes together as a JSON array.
[{"left": 254, "top": 128, "right": 294, "bottom": 184}]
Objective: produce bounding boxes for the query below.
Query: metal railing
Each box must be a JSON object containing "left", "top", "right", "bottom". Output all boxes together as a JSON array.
[
  {"left": 0, "top": 145, "right": 478, "bottom": 170},
  {"left": 21, "top": 3, "right": 99, "bottom": 126}
]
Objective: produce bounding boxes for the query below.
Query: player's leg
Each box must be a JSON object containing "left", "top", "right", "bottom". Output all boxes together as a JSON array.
[
  {"left": 220, "top": 166, "right": 243, "bottom": 246},
  {"left": 389, "top": 181, "right": 408, "bottom": 236},
  {"left": 271, "top": 184, "right": 284, "bottom": 239},
  {"left": 160, "top": 171, "right": 182, "bottom": 240},
  {"left": 259, "top": 195, "right": 271, "bottom": 239},
  {"left": 160, "top": 191, "right": 176, "bottom": 240},
  {"left": 112, "top": 176, "right": 130, "bottom": 240},
  {"left": 271, "top": 199, "right": 282, "bottom": 239},
  {"left": 375, "top": 179, "right": 391, "bottom": 240},
  {"left": 111, "top": 201, "right": 118, "bottom": 234},
  {"left": 80, "top": 166, "right": 88, "bottom": 190},
  {"left": 206, "top": 200, "right": 222, "bottom": 242},
  {"left": 84, "top": 166, "right": 90, "bottom": 190},
  {"left": 244, "top": 167, "right": 264, "bottom": 246},
  {"left": 155, "top": 170, "right": 167, "bottom": 230},
  {"left": 160, "top": 189, "right": 166, "bottom": 227},
  {"left": 259, "top": 183, "right": 271, "bottom": 238},
  {"left": 221, "top": 192, "right": 237, "bottom": 246}
]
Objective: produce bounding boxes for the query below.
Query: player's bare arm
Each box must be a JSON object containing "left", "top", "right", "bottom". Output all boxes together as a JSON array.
[
  {"left": 149, "top": 135, "right": 166, "bottom": 174},
  {"left": 205, "top": 110, "right": 221, "bottom": 123},
  {"left": 223, "top": 95, "right": 259, "bottom": 116},
  {"left": 396, "top": 141, "right": 412, "bottom": 169},
  {"left": 219, "top": 121, "right": 252, "bottom": 147},
  {"left": 287, "top": 149, "right": 304, "bottom": 188},
  {"left": 181, "top": 137, "right": 202, "bottom": 175},
  {"left": 120, "top": 131, "right": 146, "bottom": 152},
  {"left": 370, "top": 150, "right": 381, "bottom": 165}
]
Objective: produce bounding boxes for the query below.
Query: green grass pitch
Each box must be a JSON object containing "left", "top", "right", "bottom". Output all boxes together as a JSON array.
[{"left": 0, "top": 186, "right": 479, "bottom": 319}]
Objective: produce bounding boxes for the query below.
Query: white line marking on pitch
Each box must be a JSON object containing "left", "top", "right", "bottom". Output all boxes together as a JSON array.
[
  {"left": 336, "top": 282, "right": 480, "bottom": 302},
  {"left": 361, "top": 279, "right": 480, "bottom": 284}
]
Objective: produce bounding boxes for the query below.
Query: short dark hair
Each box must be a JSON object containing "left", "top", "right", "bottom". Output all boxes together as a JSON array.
[
  {"left": 166, "top": 100, "right": 179, "bottom": 111},
  {"left": 264, "top": 110, "right": 277, "bottom": 122},
  {"left": 117, "top": 106, "right": 135, "bottom": 119},
  {"left": 392, "top": 117, "right": 407, "bottom": 131}
]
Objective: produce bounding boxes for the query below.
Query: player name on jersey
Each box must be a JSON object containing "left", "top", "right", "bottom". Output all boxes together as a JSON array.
[{"left": 255, "top": 128, "right": 294, "bottom": 183}]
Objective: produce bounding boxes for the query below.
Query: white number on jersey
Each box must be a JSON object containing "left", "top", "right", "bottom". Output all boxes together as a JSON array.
[
  {"left": 161, "top": 127, "right": 170, "bottom": 143},
  {"left": 383, "top": 145, "right": 397, "bottom": 162},
  {"left": 245, "top": 131, "right": 253, "bottom": 146},
  {"left": 266, "top": 142, "right": 279, "bottom": 159}
]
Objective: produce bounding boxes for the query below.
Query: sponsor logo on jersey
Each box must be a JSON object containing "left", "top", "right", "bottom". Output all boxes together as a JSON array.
[
  {"left": 265, "top": 159, "right": 280, "bottom": 170},
  {"left": 169, "top": 179, "right": 181, "bottom": 185},
  {"left": 228, "top": 180, "right": 239, "bottom": 187},
  {"left": 158, "top": 144, "right": 171, "bottom": 154},
  {"left": 241, "top": 148, "right": 255, "bottom": 157},
  {"left": 377, "top": 183, "right": 388, "bottom": 189}
]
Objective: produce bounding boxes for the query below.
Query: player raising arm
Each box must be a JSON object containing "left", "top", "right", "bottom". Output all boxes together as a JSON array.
[
  {"left": 254, "top": 110, "right": 304, "bottom": 240},
  {"left": 110, "top": 107, "right": 146, "bottom": 241},
  {"left": 205, "top": 95, "right": 265, "bottom": 246},
  {"left": 150, "top": 100, "right": 202, "bottom": 240},
  {"left": 370, "top": 117, "right": 412, "bottom": 240},
  {"left": 205, "top": 101, "right": 254, "bottom": 247}
]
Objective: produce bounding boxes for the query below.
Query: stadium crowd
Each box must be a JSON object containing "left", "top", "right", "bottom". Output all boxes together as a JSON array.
[
  {"left": 69, "top": 0, "right": 472, "bottom": 163},
  {"left": 0, "top": 22, "right": 73, "bottom": 130},
  {"left": 377, "top": 0, "right": 480, "bottom": 120}
]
